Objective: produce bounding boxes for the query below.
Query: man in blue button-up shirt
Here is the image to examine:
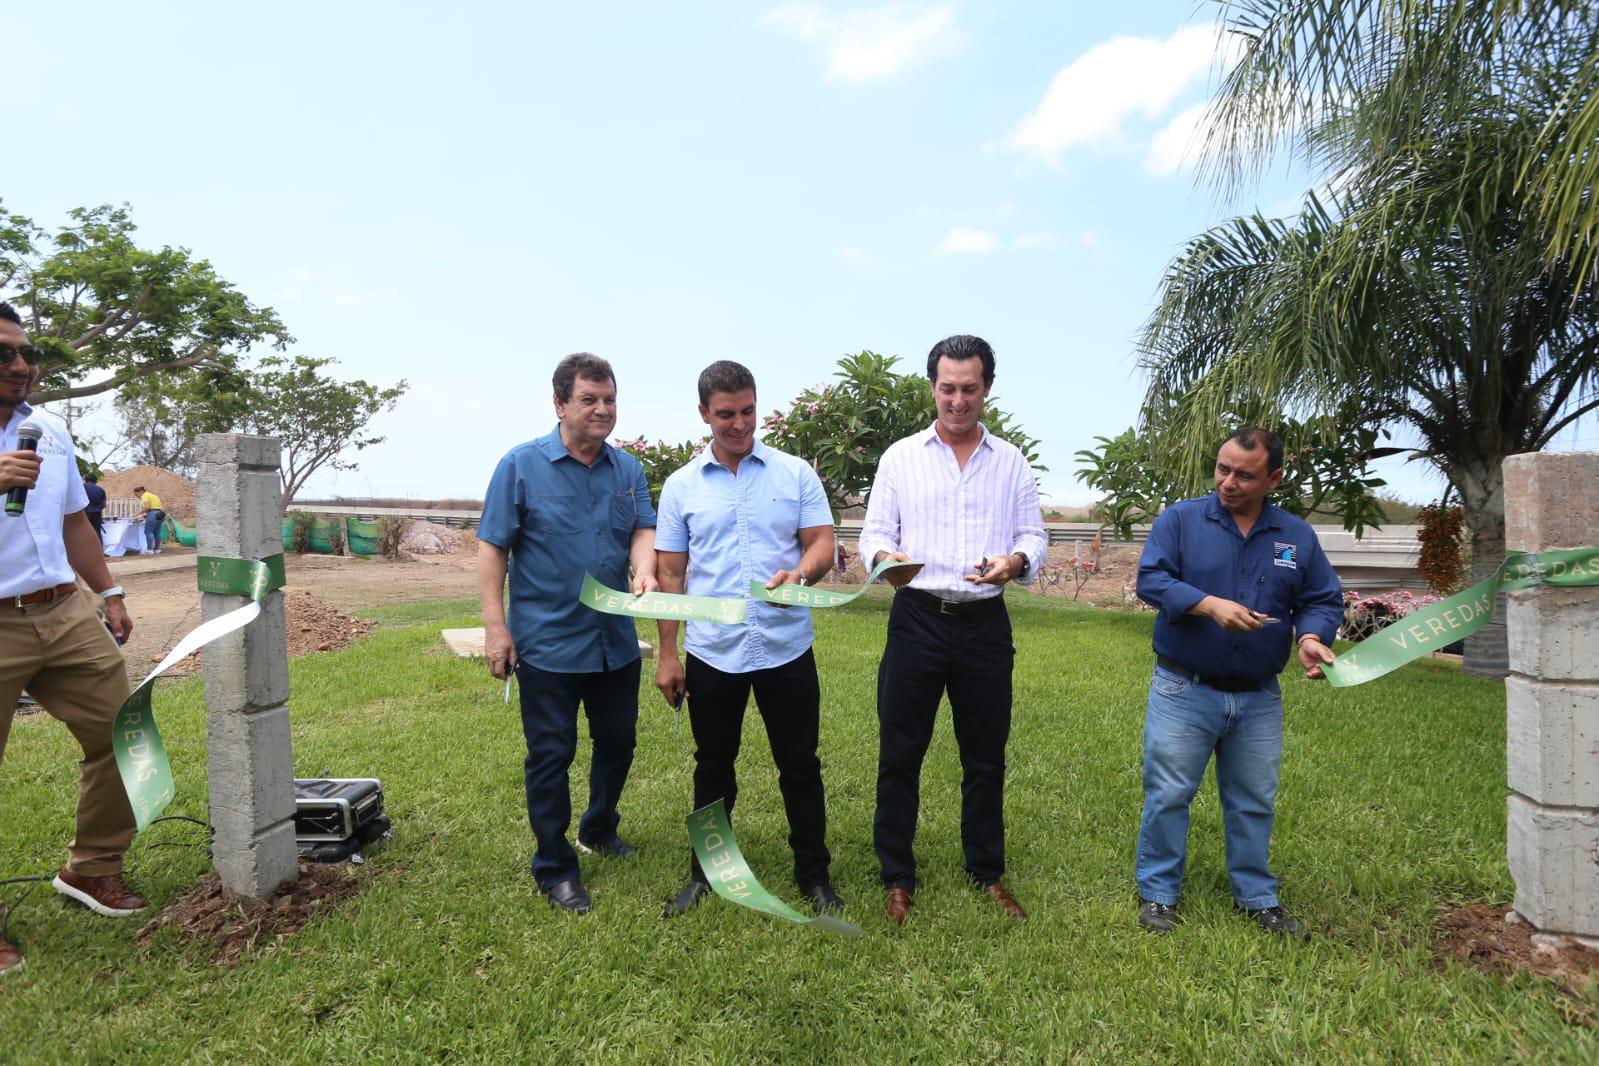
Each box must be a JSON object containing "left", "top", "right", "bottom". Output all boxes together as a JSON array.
[
  {"left": 653, "top": 361, "right": 841, "bottom": 919},
  {"left": 1133, "top": 428, "right": 1343, "bottom": 941},
  {"left": 477, "top": 353, "right": 658, "bottom": 915}
]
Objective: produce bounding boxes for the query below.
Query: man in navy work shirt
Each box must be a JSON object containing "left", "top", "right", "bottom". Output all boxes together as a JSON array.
[
  {"left": 477, "top": 353, "right": 659, "bottom": 915},
  {"left": 653, "top": 361, "right": 842, "bottom": 919},
  {"left": 0, "top": 301, "right": 141, "bottom": 977},
  {"left": 1134, "top": 427, "right": 1343, "bottom": 940}
]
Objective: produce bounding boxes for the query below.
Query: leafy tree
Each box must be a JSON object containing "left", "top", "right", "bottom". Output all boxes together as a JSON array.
[
  {"left": 758, "top": 351, "right": 1044, "bottom": 514},
  {"left": 1075, "top": 406, "right": 1397, "bottom": 539},
  {"left": 1142, "top": 2, "right": 1598, "bottom": 676},
  {"left": 0, "top": 202, "right": 289, "bottom": 402},
  {"left": 234, "top": 355, "right": 408, "bottom": 501},
  {"left": 112, "top": 366, "right": 253, "bottom": 477}
]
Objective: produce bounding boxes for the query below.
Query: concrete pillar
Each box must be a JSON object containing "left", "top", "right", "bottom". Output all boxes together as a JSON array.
[
  {"left": 197, "top": 433, "right": 298, "bottom": 898},
  {"left": 1504, "top": 450, "right": 1599, "bottom": 944}
]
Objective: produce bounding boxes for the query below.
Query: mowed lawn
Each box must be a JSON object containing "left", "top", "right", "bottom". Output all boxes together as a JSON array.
[{"left": 0, "top": 591, "right": 1586, "bottom": 1062}]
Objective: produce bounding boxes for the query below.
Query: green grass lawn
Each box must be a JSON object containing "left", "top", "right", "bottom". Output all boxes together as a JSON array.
[{"left": 1, "top": 591, "right": 1587, "bottom": 1062}]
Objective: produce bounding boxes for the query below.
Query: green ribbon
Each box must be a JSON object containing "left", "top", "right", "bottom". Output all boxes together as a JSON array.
[
  {"left": 113, "top": 554, "right": 286, "bottom": 831},
  {"left": 579, "top": 573, "right": 746, "bottom": 624},
  {"left": 747, "top": 559, "right": 925, "bottom": 608},
  {"left": 1325, "top": 547, "right": 1599, "bottom": 687},
  {"left": 686, "top": 800, "right": 861, "bottom": 936}
]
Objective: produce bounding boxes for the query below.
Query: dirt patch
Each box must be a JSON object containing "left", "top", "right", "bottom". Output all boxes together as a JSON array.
[
  {"left": 1435, "top": 904, "right": 1599, "bottom": 1022},
  {"left": 99, "top": 465, "right": 198, "bottom": 523},
  {"left": 135, "top": 861, "right": 370, "bottom": 965},
  {"left": 143, "top": 588, "right": 376, "bottom": 676}
]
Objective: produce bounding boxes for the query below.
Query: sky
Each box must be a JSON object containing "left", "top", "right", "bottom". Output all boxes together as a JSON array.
[{"left": 6, "top": 1, "right": 1478, "bottom": 506}]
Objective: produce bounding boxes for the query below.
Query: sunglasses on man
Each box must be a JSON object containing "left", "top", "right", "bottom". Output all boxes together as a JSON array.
[{"left": 0, "top": 343, "right": 45, "bottom": 365}]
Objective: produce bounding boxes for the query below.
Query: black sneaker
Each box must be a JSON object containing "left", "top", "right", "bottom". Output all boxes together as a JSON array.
[
  {"left": 799, "top": 882, "right": 846, "bottom": 915},
  {"left": 575, "top": 833, "right": 637, "bottom": 860},
  {"left": 1138, "top": 899, "right": 1179, "bottom": 934},
  {"left": 1240, "top": 904, "right": 1310, "bottom": 942}
]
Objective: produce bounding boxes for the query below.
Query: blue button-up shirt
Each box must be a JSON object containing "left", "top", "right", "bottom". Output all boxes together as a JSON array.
[
  {"left": 1, "top": 403, "right": 88, "bottom": 599},
  {"left": 478, "top": 427, "right": 657, "bottom": 673},
  {"left": 1136, "top": 494, "right": 1345, "bottom": 683},
  {"left": 655, "top": 439, "right": 833, "bottom": 673}
]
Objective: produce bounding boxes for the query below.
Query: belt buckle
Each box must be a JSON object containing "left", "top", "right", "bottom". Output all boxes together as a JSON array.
[{"left": 939, "top": 599, "right": 959, "bottom": 615}]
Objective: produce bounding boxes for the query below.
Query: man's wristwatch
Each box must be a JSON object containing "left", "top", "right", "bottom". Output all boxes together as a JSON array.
[
  {"left": 1012, "top": 552, "right": 1031, "bottom": 579},
  {"left": 98, "top": 585, "right": 125, "bottom": 600}
]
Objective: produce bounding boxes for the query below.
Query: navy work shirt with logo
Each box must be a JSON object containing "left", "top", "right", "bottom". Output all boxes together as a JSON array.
[
  {"left": 478, "top": 426, "right": 657, "bottom": 672},
  {"left": 1136, "top": 493, "right": 1345, "bottom": 683}
]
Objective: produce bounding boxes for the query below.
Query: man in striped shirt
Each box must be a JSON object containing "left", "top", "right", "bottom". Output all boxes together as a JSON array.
[{"left": 858, "top": 334, "right": 1047, "bottom": 925}]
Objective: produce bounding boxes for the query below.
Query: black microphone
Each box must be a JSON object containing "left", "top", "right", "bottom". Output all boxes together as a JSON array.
[{"left": 5, "top": 420, "right": 43, "bottom": 517}]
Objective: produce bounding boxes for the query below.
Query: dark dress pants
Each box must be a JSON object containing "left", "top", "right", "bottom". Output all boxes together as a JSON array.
[
  {"left": 874, "top": 591, "right": 1014, "bottom": 889},
  {"left": 515, "top": 658, "right": 640, "bottom": 889},
  {"left": 685, "top": 648, "right": 831, "bottom": 888}
]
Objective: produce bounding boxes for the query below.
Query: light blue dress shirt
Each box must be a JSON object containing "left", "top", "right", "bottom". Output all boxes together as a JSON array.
[
  {"left": 1, "top": 403, "right": 88, "bottom": 598},
  {"left": 655, "top": 439, "right": 833, "bottom": 673}
]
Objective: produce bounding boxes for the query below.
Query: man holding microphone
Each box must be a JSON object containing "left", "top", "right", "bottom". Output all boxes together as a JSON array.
[{"left": 0, "top": 301, "right": 141, "bottom": 977}]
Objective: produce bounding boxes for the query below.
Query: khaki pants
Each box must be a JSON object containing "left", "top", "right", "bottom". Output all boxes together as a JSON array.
[{"left": 0, "top": 589, "right": 135, "bottom": 876}]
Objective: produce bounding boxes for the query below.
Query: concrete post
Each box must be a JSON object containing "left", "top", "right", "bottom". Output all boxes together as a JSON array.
[
  {"left": 197, "top": 433, "right": 298, "bottom": 898},
  {"left": 1504, "top": 450, "right": 1599, "bottom": 944}
]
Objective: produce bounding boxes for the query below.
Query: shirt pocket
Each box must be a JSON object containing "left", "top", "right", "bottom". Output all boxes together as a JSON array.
[
  {"left": 611, "top": 488, "right": 639, "bottom": 533},
  {"left": 532, "top": 493, "right": 583, "bottom": 535}
]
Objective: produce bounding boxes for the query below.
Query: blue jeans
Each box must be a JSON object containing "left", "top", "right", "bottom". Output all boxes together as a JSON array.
[
  {"left": 143, "top": 511, "right": 164, "bottom": 551},
  {"left": 1135, "top": 665, "right": 1283, "bottom": 910},
  {"left": 515, "top": 658, "right": 640, "bottom": 889}
]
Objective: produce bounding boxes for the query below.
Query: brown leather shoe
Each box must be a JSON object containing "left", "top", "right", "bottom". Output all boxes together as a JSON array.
[
  {"left": 0, "top": 935, "right": 23, "bottom": 976},
  {"left": 984, "top": 882, "right": 1028, "bottom": 921},
  {"left": 52, "top": 869, "right": 147, "bottom": 918},
  {"left": 885, "top": 887, "right": 913, "bottom": 926}
]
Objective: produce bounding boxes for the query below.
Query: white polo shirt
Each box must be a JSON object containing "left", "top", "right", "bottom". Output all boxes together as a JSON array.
[{"left": 0, "top": 402, "right": 88, "bottom": 597}]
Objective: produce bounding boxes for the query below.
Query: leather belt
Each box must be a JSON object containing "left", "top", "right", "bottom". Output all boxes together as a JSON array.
[
  {"left": 899, "top": 587, "right": 1005, "bottom": 617},
  {"left": 1156, "top": 655, "right": 1267, "bottom": 693},
  {"left": 6, "top": 582, "right": 79, "bottom": 609}
]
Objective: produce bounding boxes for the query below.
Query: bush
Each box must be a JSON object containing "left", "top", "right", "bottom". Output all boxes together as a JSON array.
[
  {"left": 287, "top": 510, "right": 315, "bottom": 554},
  {"left": 376, "top": 517, "right": 411, "bottom": 560}
]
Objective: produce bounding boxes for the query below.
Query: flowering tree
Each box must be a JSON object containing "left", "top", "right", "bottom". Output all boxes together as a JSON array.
[
  {"left": 759, "top": 351, "right": 1043, "bottom": 515},
  {"left": 613, "top": 436, "right": 706, "bottom": 506}
]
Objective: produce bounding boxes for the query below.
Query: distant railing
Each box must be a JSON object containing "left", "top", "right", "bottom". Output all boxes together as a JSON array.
[{"left": 105, "top": 497, "right": 143, "bottom": 519}]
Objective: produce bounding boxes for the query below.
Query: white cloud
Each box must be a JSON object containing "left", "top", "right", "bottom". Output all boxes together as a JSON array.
[
  {"left": 834, "top": 245, "right": 868, "bottom": 260},
  {"left": 765, "top": 4, "right": 958, "bottom": 84},
  {"left": 935, "top": 227, "right": 999, "bottom": 255},
  {"left": 1079, "top": 228, "right": 1106, "bottom": 250},
  {"left": 1003, "top": 24, "right": 1234, "bottom": 166},
  {"left": 1144, "top": 101, "right": 1210, "bottom": 176},
  {"left": 321, "top": 282, "right": 362, "bottom": 307},
  {"left": 1012, "top": 232, "right": 1058, "bottom": 250}
]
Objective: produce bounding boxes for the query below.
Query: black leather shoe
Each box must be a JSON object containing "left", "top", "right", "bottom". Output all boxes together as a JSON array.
[
  {"left": 1239, "top": 904, "right": 1310, "bottom": 942},
  {"left": 661, "top": 880, "right": 711, "bottom": 919},
  {"left": 544, "top": 879, "right": 592, "bottom": 914},
  {"left": 575, "top": 833, "right": 637, "bottom": 860},
  {"left": 800, "top": 882, "right": 846, "bottom": 914}
]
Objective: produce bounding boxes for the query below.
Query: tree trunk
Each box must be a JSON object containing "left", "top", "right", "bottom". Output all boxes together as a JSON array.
[{"left": 1457, "top": 461, "right": 1508, "bottom": 678}]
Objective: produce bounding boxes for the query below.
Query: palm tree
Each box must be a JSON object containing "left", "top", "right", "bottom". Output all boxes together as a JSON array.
[
  {"left": 1143, "top": 15, "right": 1599, "bottom": 675},
  {"left": 1204, "top": 1, "right": 1599, "bottom": 284}
]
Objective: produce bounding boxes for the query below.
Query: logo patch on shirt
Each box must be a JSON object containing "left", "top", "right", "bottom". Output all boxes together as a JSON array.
[{"left": 1273, "top": 542, "right": 1298, "bottom": 569}]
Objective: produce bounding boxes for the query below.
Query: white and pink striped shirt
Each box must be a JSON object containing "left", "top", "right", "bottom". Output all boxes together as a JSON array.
[{"left": 858, "top": 423, "right": 1047, "bottom": 601}]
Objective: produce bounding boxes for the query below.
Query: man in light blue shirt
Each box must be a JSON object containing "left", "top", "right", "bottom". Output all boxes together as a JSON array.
[
  {"left": 654, "top": 361, "right": 841, "bottom": 918},
  {"left": 477, "top": 353, "right": 658, "bottom": 915}
]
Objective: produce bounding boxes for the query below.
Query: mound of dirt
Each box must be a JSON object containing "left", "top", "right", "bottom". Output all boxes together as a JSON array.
[
  {"left": 284, "top": 587, "right": 375, "bottom": 654},
  {"left": 100, "top": 466, "right": 198, "bottom": 523},
  {"left": 135, "top": 861, "right": 370, "bottom": 966},
  {"left": 400, "top": 519, "right": 464, "bottom": 555},
  {"left": 1435, "top": 904, "right": 1599, "bottom": 1021},
  {"left": 154, "top": 588, "right": 375, "bottom": 670}
]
